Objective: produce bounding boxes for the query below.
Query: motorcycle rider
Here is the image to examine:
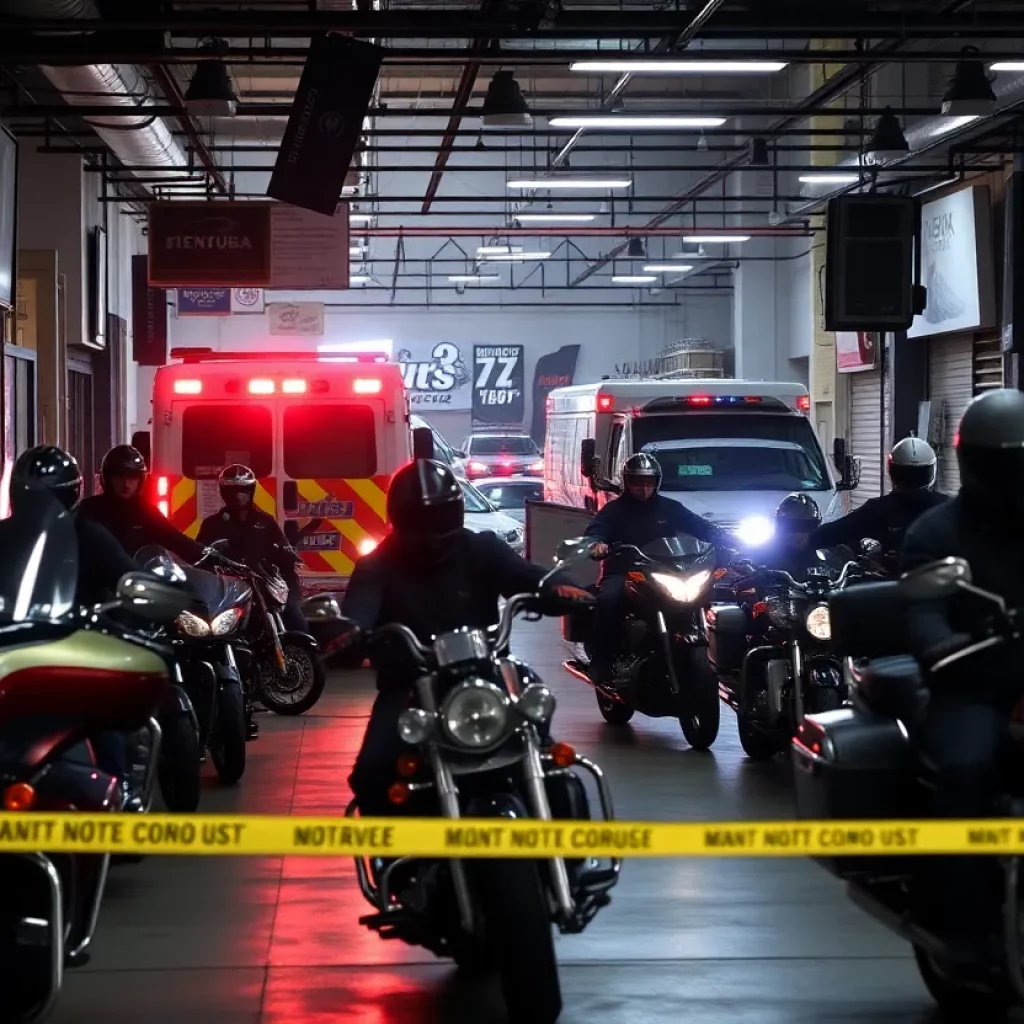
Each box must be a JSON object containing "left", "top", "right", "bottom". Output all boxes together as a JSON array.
[
  {"left": 339, "top": 459, "right": 588, "bottom": 817},
  {"left": 78, "top": 444, "right": 207, "bottom": 563},
  {"left": 584, "top": 452, "right": 731, "bottom": 687},
  {"left": 900, "top": 388, "right": 1024, "bottom": 965},
  {"left": 196, "top": 464, "right": 307, "bottom": 631},
  {"left": 810, "top": 436, "right": 947, "bottom": 565}
]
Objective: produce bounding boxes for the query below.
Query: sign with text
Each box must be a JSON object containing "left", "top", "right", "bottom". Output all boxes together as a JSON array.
[
  {"left": 835, "top": 331, "right": 879, "bottom": 373},
  {"left": 131, "top": 255, "right": 168, "bottom": 367},
  {"left": 268, "top": 302, "right": 325, "bottom": 337},
  {"left": 473, "top": 345, "right": 525, "bottom": 427},
  {"left": 177, "top": 288, "right": 231, "bottom": 316},
  {"left": 530, "top": 344, "right": 580, "bottom": 444},
  {"left": 396, "top": 342, "right": 471, "bottom": 410},
  {"left": 267, "top": 34, "right": 384, "bottom": 216},
  {"left": 270, "top": 204, "right": 349, "bottom": 289},
  {"left": 148, "top": 203, "right": 271, "bottom": 287},
  {"left": 232, "top": 288, "right": 265, "bottom": 314}
]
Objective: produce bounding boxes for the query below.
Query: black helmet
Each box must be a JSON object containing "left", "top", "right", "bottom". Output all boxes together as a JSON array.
[
  {"left": 888, "top": 436, "right": 937, "bottom": 491},
  {"left": 955, "top": 389, "right": 1024, "bottom": 513},
  {"left": 774, "top": 493, "right": 821, "bottom": 537},
  {"left": 622, "top": 452, "right": 662, "bottom": 498},
  {"left": 219, "top": 463, "right": 258, "bottom": 509},
  {"left": 101, "top": 444, "right": 148, "bottom": 494},
  {"left": 12, "top": 445, "right": 83, "bottom": 511},
  {"left": 386, "top": 460, "right": 464, "bottom": 547}
]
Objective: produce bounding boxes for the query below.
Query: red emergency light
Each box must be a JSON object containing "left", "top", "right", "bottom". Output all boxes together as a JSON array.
[
  {"left": 282, "top": 378, "right": 308, "bottom": 394},
  {"left": 688, "top": 395, "right": 713, "bottom": 406},
  {"left": 173, "top": 379, "right": 202, "bottom": 395},
  {"left": 797, "top": 395, "right": 810, "bottom": 413},
  {"left": 248, "top": 378, "right": 275, "bottom": 395},
  {"left": 597, "top": 395, "right": 614, "bottom": 411},
  {"left": 353, "top": 378, "right": 382, "bottom": 394}
]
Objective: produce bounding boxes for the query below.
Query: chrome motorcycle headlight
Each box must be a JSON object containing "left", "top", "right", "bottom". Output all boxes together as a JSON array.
[
  {"left": 398, "top": 708, "right": 435, "bottom": 745},
  {"left": 211, "top": 606, "right": 244, "bottom": 635},
  {"left": 651, "top": 569, "right": 712, "bottom": 604},
  {"left": 175, "top": 610, "right": 210, "bottom": 637},
  {"left": 517, "top": 683, "right": 556, "bottom": 725},
  {"left": 805, "top": 604, "right": 831, "bottom": 641},
  {"left": 441, "top": 679, "right": 510, "bottom": 748}
]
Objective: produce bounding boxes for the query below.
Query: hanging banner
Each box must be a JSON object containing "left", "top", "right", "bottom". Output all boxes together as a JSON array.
[
  {"left": 472, "top": 345, "right": 525, "bottom": 428},
  {"left": 269, "top": 204, "right": 350, "bottom": 290},
  {"left": 131, "top": 255, "right": 168, "bottom": 367},
  {"left": 268, "top": 302, "right": 325, "bottom": 337},
  {"left": 177, "top": 288, "right": 231, "bottom": 316},
  {"left": 530, "top": 344, "right": 580, "bottom": 444},
  {"left": 148, "top": 203, "right": 272, "bottom": 287},
  {"left": 396, "top": 342, "right": 472, "bottom": 410},
  {"left": 232, "top": 288, "right": 265, "bottom": 314},
  {"left": 267, "top": 34, "right": 384, "bottom": 217},
  {"left": 835, "top": 331, "right": 879, "bottom": 373}
]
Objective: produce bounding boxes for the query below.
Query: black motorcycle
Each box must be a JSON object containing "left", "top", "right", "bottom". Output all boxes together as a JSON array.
[
  {"left": 710, "top": 553, "right": 879, "bottom": 761},
  {"left": 343, "top": 538, "right": 618, "bottom": 1024},
  {"left": 793, "top": 556, "right": 1024, "bottom": 1014},
  {"left": 562, "top": 536, "right": 721, "bottom": 750}
]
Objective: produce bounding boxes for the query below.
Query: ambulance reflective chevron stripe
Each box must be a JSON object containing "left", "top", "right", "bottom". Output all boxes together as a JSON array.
[
  {"left": 293, "top": 475, "right": 390, "bottom": 577},
  {"left": 166, "top": 476, "right": 277, "bottom": 538}
]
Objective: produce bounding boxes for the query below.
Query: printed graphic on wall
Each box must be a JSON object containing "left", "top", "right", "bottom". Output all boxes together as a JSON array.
[
  {"left": 472, "top": 345, "right": 525, "bottom": 428},
  {"left": 177, "top": 288, "right": 231, "bottom": 316},
  {"left": 530, "top": 344, "right": 580, "bottom": 443},
  {"left": 835, "top": 332, "right": 879, "bottom": 373},
  {"left": 397, "top": 342, "right": 472, "bottom": 410}
]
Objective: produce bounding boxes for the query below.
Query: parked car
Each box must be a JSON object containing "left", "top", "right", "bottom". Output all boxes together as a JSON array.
[
  {"left": 457, "top": 433, "right": 544, "bottom": 481},
  {"left": 474, "top": 477, "right": 544, "bottom": 525},
  {"left": 462, "top": 478, "right": 525, "bottom": 555},
  {"left": 410, "top": 414, "right": 466, "bottom": 479}
]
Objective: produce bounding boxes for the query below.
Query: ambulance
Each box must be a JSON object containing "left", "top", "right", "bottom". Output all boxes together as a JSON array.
[{"left": 134, "top": 347, "right": 425, "bottom": 596}]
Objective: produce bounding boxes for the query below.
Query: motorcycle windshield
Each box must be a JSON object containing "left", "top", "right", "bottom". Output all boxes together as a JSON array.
[
  {"left": 0, "top": 487, "right": 78, "bottom": 623},
  {"left": 641, "top": 535, "right": 714, "bottom": 565},
  {"left": 137, "top": 544, "right": 250, "bottom": 617}
]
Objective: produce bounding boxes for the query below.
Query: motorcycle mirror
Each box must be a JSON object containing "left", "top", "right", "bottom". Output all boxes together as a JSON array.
[
  {"left": 116, "top": 573, "right": 189, "bottom": 623},
  {"left": 554, "top": 536, "right": 595, "bottom": 564},
  {"left": 858, "top": 538, "right": 883, "bottom": 557},
  {"left": 208, "top": 538, "right": 230, "bottom": 552},
  {"left": 898, "top": 557, "right": 971, "bottom": 601}
]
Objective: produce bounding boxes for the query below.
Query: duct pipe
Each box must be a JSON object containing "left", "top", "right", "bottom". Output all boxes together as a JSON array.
[{"left": 10, "top": 0, "right": 189, "bottom": 184}]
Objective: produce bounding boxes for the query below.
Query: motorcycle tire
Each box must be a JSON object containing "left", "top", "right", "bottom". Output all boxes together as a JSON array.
[
  {"left": 913, "top": 945, "right": 1016, "bottom": 1015},
  {"left": 209, "top": 685, "right": 247, "bottom": 785},
  {"left": 259, "top": 644, "right": 327, "bottom": 716},
  {"left": 676, "top": 648, "right": 720, "bottom": 751},
  {"left": 158, "top": 713, "right": 203, "bottom": 812},
  {"left": 737, "top": 715, "right": 778, "bottom": 762},
  {"left": 472, "top": 858, "right": 562, "bottom": 1024},
  {"left": 596, "top": 690, "right": 634, "bottom": 726}
]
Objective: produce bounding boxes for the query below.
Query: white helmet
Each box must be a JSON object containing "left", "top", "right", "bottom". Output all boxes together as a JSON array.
[{"left": 887, "top": 436, "right": 937, "bottom": 491}]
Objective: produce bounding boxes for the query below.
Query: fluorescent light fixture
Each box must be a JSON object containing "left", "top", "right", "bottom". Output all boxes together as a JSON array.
[
  {"left": 926, "top": 114, "right": 981, "bottom": 138},
  {"left": 612, "top": 275, "right": 657, "bottom": 284},
  {"left": 514, "top": 213, "right": 596, "bottom": 222},
  {"left": 349, "top": 275, "right": 371, "bottom": 284},
  {"left": 643, "top": 264, "right": 693, "bottom": 273},
  {"left": 570, "top": 60, "right": 787, "bottom": 74},
  {"left": 477, "top": 245, "right": 521, "bottom": 255},
  {"left": 481, "top": 251, "right": 552, "bottom": 261},
  {"left": 507, "top": 178, "right": 632, "bottom": 189},
  {"left": 349, "top": 246, "right": 367, "bottom": 257},
  {"left": 683, "top": 234, "right": 751, "bottom": 243},
  {"left": 991, "top": 62, "right": 1024, "bottom": 72},
  {"left": 798, "top": 173, "right": 861, "bottom": 184},
  {"left": 448, "top": 275, "right": 501, "bottom": 283},
  {"left": 348, "top": 213, "right": 374, "bottom": 224},
  {"left": 549, "top": 115, "right": 727, "bottom": 129}
]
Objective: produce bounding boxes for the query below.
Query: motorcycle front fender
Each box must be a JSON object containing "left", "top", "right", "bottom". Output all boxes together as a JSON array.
[
  {"left": 160, "top": 684, "right": 199, "bottom": 728},
  {"left": 279, "top": 629, "right": 318, "bottom": 652}
]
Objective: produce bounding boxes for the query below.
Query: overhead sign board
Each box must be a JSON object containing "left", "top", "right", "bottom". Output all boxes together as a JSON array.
[
  {"left": 268, "top": 302, "right": 325, "bottom": 337},
  {"left": 177, "top": 288, "right": 231, "bottom": 316}
]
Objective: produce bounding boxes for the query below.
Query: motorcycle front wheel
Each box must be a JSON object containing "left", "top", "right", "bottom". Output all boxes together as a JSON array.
[
  {"left": 158, "top": 713, "right": 202, "bottom": 812},
  {"left": 209, "top": 685, "right": 247, "bottom": 784},
  {"left": 913, "top": 945, "right": 1016, "bottom": 1015},
  {"left": 675, "top": 647, "right": 720, "bottom": 751},
  {"left": 737, "top": 714, "right": 779, "bottom": 761},
  {"left": 259, "top": 644, "right": 326, "bottom": 716}
]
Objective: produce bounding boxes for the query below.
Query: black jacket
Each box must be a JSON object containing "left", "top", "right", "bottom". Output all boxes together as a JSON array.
[
  {"left": 342, "top": 528, "right": 547, "bottom": 690},
  {"left": 197, "top": 506, "right": 298, "bottom": 576},
  {"left": 74, "top": 515, "right": 141, "bottom": 607},
  {"left": 584, "top": 492, "right": 730, "bottom": 577},
  {"left": 900, "top": 493, "right": 1024, "bottom": 700},
  {"left": 78, "top": 492, "right": 205, "bottom": 564},
  {"left": 812, "top": 489, "right": 949, "bottom": 559}
]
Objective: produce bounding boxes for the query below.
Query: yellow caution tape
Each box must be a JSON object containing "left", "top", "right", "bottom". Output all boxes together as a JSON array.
[{"left": 2, "top": 815, "right": 1024, "bottom": 857}]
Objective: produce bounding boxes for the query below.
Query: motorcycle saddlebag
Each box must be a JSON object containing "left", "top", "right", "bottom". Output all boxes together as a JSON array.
[
  {"left": 706, "top": 603, "right": 748, "bottom": 674},
  {"left": 792, "top": 706, "right": 917, "bottom": 878}
]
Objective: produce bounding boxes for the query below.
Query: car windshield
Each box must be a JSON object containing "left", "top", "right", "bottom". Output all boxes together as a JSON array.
[
  {"left": 0, "top": 486, "right": 78, "bottom": 622},
  {"left": 478, "top": 481, "right": 544, "bottom": 509},
  {"left": 460, "top": 481, "right": 492, "bottom": 513},
  {"left": 647, "top": 441, "right": 828, "bottom": 493},
  {"left": 470, "top": 436, "right": 538, "bottom": 456}
]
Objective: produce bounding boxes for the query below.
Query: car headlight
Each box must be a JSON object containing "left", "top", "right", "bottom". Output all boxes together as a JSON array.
[
  {"left": 441, "top": 679, "right": 510, "bottom": 748},
  {"left": 805, "top": 604, "right": 831, "bottom": 640},
  {"left": 650, "top": 570, "right": 712, "bottom": 604},
  {"left": 398, "top": 708, "right": 435, "bottom": 745},
  {"left": 733, "top": 515, "right": 775, "bottom": 547},
  {"left": 505, "top": 527, "right": 524, "bottom": 544},
  {"left": 174, "top": 610, "right": 210, "bottom": 637},
  {"left": 517, "top": 683, "right": 556, "bottom": 725},
  {"left": 211, "top": 606, "right": 244, "bottom": 635}
]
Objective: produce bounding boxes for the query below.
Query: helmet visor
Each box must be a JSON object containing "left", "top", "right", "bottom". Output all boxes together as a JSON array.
[{"left": 889, "top": 461, "right": 936, "bottom": 490}]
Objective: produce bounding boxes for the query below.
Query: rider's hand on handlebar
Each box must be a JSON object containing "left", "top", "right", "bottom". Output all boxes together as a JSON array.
[
  {"left": 589, "top": 542, "right": 610, "bottom": 560},
  {"left": 920, "top": 632, "right": 973, "bottom": 669}
]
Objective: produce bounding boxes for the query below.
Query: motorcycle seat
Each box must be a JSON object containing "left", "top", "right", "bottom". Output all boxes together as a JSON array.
[{"left": 851, "top": 655, "right": 928, "bottom": 723}]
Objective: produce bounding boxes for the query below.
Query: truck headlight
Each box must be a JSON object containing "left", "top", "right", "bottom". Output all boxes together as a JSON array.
[
  {"left": 805, "top": 604, "right": 831, "bottom": 640},
  {"left": 651, "top": 570, "right": 711, "bottom": 604},
  {"left": 441, "top": 679, "right": 509, "bottom": 748}
]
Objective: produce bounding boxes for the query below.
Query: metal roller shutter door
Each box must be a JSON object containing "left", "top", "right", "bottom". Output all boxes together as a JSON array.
[
  {"left": 849, "top": 368, "right": 883, "bottom": 508},
  {"left": 928, "top": 337, "right": 973, "bottom": 495}
]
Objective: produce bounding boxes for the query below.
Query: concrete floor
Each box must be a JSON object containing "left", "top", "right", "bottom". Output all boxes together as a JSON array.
[{"left": 52, "top": 617, "right": 947, "bottom": 1023}]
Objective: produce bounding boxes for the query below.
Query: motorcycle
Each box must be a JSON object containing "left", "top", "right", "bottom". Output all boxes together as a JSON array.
[
  {"left": 137, "top": 544, "right": 256, "bottom": 790},
  {"left": 342, "top": 537, "right": 618, "bottom": 1024},
  {"left": 561, "top": 536, "right": 721, "bottom": 750},
  {"left": 0, "top": 490, "right": 189, "bottom": 1023},
  {"left": 710, "top": 551, "right": 880, "bottom": 761},
  {"left": 792, "top": 556, "right": 1024, "bottom": 1014}
]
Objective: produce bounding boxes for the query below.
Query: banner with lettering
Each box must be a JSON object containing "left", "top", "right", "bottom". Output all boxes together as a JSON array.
[
  {"left": 529, "top": 345, "right": 580, "bottom": 444},
  {"left": 472, "top": 345, "right": 525, "bottom": 428}
]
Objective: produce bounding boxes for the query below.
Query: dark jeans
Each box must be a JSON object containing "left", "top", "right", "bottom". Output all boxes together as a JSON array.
[
  {"left": 93, "top": 731, "right": 129, "bottom": 779},
  {"left": 349, "top": 688, "right": 412, "bottom": 817},
  {"left": 282, "top": 582, "right": 307, "bottom": 633},
  {"left": 591, "top": 574, "right": 627, "bottom": 665},
  {"left": 917, "top": 693, "right": 1007, "bottom": 941}
]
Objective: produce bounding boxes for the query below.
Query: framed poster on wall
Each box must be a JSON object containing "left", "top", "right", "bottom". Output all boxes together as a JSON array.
[{"left": 472, "top": 345, "right": 525, "bottom": 428}]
